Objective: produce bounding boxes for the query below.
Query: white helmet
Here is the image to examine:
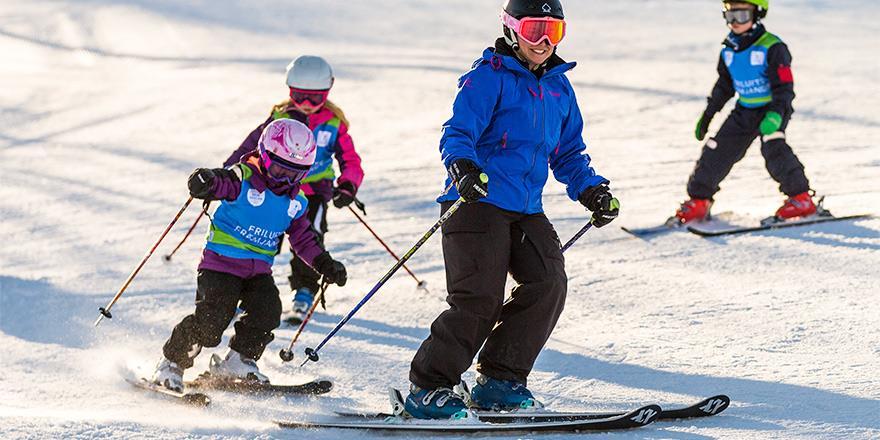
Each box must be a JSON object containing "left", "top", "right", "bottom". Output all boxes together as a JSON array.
[{"left": 286, "top": 55, "right": 334, "bottom": 90}]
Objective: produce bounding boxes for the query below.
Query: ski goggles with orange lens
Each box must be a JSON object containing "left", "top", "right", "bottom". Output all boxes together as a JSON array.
[
  {"left": 289, "top": 87, "right": 329, "bottom": 106},
  {"left": 501, "top": 12, "right": 566, "bottom": 46}
]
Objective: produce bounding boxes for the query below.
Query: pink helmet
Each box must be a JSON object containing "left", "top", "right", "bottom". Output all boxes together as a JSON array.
[{"left": 257, "top": 118, "right": 316, "bottom": 184}]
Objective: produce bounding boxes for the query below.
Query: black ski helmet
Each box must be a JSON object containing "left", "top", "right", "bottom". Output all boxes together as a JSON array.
[
  {"left": 501, "top": 0, "right": 565, "bottom": 49},
  {"left": 503, "top": 0, "right": 564, "bottom": 19}
]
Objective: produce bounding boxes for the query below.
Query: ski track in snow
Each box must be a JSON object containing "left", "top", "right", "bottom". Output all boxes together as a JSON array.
[{"left": 1, "top": 1, "right": 878, "bottom": 439}]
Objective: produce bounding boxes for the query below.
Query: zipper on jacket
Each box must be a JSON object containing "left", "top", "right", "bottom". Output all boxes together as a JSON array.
[{"left": 523, "top": 82, "right": 547, "bottom": 212}]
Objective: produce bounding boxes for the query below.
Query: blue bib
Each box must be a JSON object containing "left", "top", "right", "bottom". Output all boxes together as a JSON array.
[
  {"left": 303, "top": 118, "right": 341, "bottom": 182},
  {"left": 205, "top": 176, "right": 308, "bottom": 264},
  {"left": 722, "top": 32, "right": 781, "bottom": 108}
]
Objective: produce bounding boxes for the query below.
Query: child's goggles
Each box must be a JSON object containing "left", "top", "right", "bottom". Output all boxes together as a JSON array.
[
  {"left": 723, "top": 8, "right": 754, "bottom": 25},
  {"left": 259, "top": 146, "right": 311, "bottom": 184},
  {"left": 289, "top": 87, "right": 329, "bottom": 107},
  {"left": 501, "top": 12, "right": 566, "bottom": 46}
]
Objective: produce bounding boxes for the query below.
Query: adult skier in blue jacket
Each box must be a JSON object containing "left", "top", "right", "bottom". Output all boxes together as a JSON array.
[{"left": 405, "top": 0, "right": 620, "bottom": 420}]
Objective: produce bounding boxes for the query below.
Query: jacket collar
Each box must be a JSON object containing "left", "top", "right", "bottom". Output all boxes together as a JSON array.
[
  {"left": 485, "top": 38, "right": 575, "bottom": 79},
  {"left": 723, "top": 23, "right": 766, "bottom": 52},
  {"left": 243, "top": 155, "right": 301, "bottom": 197},
  {"left": 280, "top": 105, "right": 334, "bottom": 129}
]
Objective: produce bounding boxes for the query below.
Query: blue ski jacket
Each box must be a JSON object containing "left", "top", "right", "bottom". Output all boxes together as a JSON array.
[{"left": 437, "top": 45, "right": 607, "bottom": 214}]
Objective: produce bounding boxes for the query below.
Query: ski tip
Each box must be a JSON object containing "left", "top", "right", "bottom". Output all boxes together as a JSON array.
[
  {"left": 624, "top": 404, "right": 662, "bottom": 426},
  {"left": 182, "top": 392, "right": 211, "bottom": 406},
  {"left": 695, "top": 394, "right": 730, "bottom": 417}
]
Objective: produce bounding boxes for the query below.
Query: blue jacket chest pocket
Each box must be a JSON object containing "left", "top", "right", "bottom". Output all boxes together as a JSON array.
[{"left": 541, "top": 82, "right": 572, "bottom": 153}]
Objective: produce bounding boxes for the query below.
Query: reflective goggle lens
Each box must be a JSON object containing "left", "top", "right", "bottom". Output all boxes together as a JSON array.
[
  {"left": 262, "top": 149, "right": 310, "bottom": 184},
  {"left": 268, "top": 162, "right": 308, "bottom": 183},
  {"left": 723, "top": 9, "right": 753, "bottom": 24},
  {"left": 289, "top": 88, "right": 329, "bottom": 106},
  {"left": 519, "top": 18, "right": 566, "bottom": 45}
]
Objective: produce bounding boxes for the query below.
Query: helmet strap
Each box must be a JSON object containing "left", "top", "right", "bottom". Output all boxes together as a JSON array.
[{"left": 502, "top": 25, "right": 519, "bottom": 51}]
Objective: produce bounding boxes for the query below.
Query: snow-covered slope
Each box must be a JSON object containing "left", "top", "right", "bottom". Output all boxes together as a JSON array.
[{"left": 1, "top": 1, "right": 878, "bottom": 438}]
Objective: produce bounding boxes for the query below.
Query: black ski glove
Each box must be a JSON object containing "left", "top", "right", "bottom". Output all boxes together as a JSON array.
[
  {"left": 188, "top": 168, "right": 217, "bottom": 200},
  {"left": 332, "top": 181, "right": 357, "bottom": 208},
  {"left": 313, "top": 251, "right": 347, "bottom": 287},
  {"left": 695, "top": 109, "right": 714, "bottom": 141},
  {"left": 579, "top": 184, "right": 620, "bottom": 228},
  {"left": 187, "top": 168, "right": 239, "bottom": 200},
  {"left": 448, "top": 159, "right": 488, "bottom": 202}
]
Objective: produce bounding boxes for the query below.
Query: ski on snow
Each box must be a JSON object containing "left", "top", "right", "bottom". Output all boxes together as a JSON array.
[
  {"left": 185, "top": 373, "right": 333, "bottom": 396},
  {"left": 127, "top": 375, "right": 331, "bottom": 407},
  {"left": 686, "top": 213, "right": 873, "bottom": 237},
  {"left": 333, "top": 394, "right": 729, "bottom": 423},
  {"left": 621, "top": 223, "right": 682, "bottom": 239},
  {"left": 623, "top": 201, "right": 873, "bottom": 239},
  {"left": 126, "top": 377, "right": 211, "bottom": 406},
  {"left": 277, "top": 404, "right": 662, "bottom": 433},
  {"left": 274, "top": 387, "right": 707, "bottom": 433}
]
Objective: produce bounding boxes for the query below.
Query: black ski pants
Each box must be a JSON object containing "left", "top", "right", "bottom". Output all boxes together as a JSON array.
[
  {"left": 288, "top": 195, "right": 328, "bottom": 294},
  {"left": 163, "top": 269, "right": 281, "bottom": 369},
  {"left": 410, "top": 201, "right": 567, "bottom": 389},
  {"left": 687, "top": 105, "right": 809, "bottom": 200}
]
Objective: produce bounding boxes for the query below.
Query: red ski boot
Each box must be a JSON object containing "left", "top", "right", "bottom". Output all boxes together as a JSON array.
[
  {"left": 673, "top": 198, "right": 712, "bottom": 224},
  {"left": 775, "top": 192, "right": 817, "bottom": 220}
]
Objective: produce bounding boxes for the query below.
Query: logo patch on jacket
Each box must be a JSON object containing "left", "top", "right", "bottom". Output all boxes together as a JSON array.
[
  {"left": 247, "top": 189, "right": 265, "bottom": 207},
  {"left": 750, "top": 51, "right": 765, "bottom": 66},
  {"left": 317, "top": 131, "right": 332, "bottom": 147},
  {"left": 724, "top": 51, "right": 734, "bottom": 67},
  {"left": 288, "top": 199, "right": 303, "bottom": 218}
]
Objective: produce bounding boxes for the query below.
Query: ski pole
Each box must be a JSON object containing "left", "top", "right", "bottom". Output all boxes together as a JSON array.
[
  {"left": 347, "top": 203, "right": 427, "bottom": 290},
  {"left": 301, "top": 176, "right": 484, "bottom": 367},
  {"left": 94, "top": 196, "right": 194, "bottom": 327},
  {"left": 279, "top": 280, "right": 330, "bottom": 362},
  {"left": 561, "top": 222, "right": 593, "bottom": 253},
  {"left": 163, "top": 202, "right": 209, "bottom": 261},
  {"left": 561, "top": 197, "right": 619, "bottom": 252}
]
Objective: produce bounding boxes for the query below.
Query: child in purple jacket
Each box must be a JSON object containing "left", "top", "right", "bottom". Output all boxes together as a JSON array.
[
  {"left": 225, "top": 56, "right": 364, "bottom": 325},
  {"left": 151, "top": 119, "right": 347, "bottom": 391}
]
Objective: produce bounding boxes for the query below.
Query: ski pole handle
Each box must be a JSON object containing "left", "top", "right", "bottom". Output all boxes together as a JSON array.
[
  {"left": 301, "top": 191, "right": 475, "bottom": 367},
  {"left": 280, "top": 280, "right": 329, "bottom": 362},
  {"left": 95, "top": 196, "right": 194, "bottom": 327}
]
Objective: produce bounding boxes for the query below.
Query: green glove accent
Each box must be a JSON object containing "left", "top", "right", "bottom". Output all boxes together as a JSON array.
[
  {"left": 695, "top": 110, "right": 715, "bottom": 141},
  {"left": 609, "top": 197, "right": 620, "bottom": 211},
  {"left": 760, "top": 111, "right": 783, "bottom": 135},
  {"left": 695, "top": 115, "right": 707, "bottom": 141}
]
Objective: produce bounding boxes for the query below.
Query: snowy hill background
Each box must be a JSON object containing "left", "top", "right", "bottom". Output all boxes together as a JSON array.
[{"left": 1, "top": 0, "right": 878, "bottom": 438}]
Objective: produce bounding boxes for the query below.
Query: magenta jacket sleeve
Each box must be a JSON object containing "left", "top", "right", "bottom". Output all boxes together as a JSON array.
[
  {"left": 285, "top": 215, "right": 325, "bottom": 267},
  {"left": 223, "top": 116, "right": 273, "bottom": 167},
  {"left": 333, "top": 121, "right": 365, "bottom": 189}
]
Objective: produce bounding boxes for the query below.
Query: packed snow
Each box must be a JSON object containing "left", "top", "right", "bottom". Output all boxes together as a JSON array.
[{"left": 1, "top": 1, "right": 878, "bottom": 439}]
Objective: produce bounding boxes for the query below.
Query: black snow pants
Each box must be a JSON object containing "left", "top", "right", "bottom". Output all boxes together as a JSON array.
[
  {"left": 288, "top": 194, "right": 328, "bottom": 293},
  {"left": 163, "top": 269, "right": 281, "bottom": 369},
  {"left": 687, "top": 105, "right": 810, "bottom": 200},
  {"left": 409, "top": 201, "right": 567, "bottom": 389}
]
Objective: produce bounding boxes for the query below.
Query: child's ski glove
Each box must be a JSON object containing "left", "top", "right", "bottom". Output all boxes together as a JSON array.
[
  {"left": 314, "top": 252, "right": 347, "bottom": 287},
  {"left": 695, "top": 110, "right": 714, "bottom": 141},
  {"left": 760, "top": 111, "right": 783, "bottom": 136},
  {"left": 188, "top": 168, "right": 217, "bottom": 200},
  {"left": 332, "top": 181, "right": 357, "bottom": 208},
  {"left": 187, "top": 168, "right": 239, "bottom": 201}
]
